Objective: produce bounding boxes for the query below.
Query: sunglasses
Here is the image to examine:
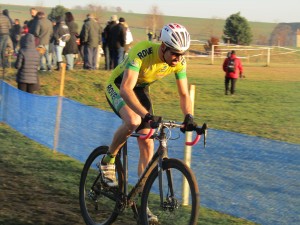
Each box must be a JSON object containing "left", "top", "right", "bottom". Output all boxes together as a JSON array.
[{"left": 170, "top": 51, "right": 185, "bottom": 57}]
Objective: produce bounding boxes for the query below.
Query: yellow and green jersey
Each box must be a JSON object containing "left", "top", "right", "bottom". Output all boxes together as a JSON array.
[
  {"left": 106, "top": 41, "right": 187, "bottom": 113},
  {"left": 107, "top": 41, "right": 187, "bottom": 88}
]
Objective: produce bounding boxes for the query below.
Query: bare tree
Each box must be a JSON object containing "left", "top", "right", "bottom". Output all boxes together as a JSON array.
[
  {"left": 144, "top": 5, "right": 164, "bottom": 36},
  {"left": 85, "top": 4, "right": 106, "bottom": 21},
  {"left": 204, "top": 36, "right": 220, "bottom": 54},
  {"left": 116, "top": 7, "right": 122, "bottom": 13},
  {"left": 269, "top": 23, "right": 293, "bottom": 46}
]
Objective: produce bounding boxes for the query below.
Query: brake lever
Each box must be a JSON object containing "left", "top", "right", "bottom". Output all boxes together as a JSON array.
[
  {"left": 203, "top": 128, "right": 207, "bottom": 149},
  {"left": 196, "top": 123, "right": 207, "bottom": 148}
]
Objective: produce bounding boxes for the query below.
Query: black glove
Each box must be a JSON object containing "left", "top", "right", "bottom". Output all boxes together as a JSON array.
[
  {"left": 143, "top": 113, "right": 162, "bottom": 128},
  {"left": 239, "top": 73, "right": 243, "bottom": 78},
  {"left": 180, "top": 114, "right": 197, "bottom": 133}
]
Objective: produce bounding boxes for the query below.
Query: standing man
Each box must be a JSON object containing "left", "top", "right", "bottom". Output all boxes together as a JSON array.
[
  {"left": 27, "top": 8, "right": 38, "bottom": 37},
  {"left": 101, "top": 23, "right": 197, "bottom": 223},
  {"left": 34, "top": 11, "right": 53, "bottom": 71},
  {"left": 0, "top": 8, "right": 12, "bottom": 71},
  {"left": 109, "top": 17, "right": 126, "bottom": 68},
  {"left": 52, "top": 16, "right": 70, "bottom": 71},
  {"left": 63, "top": 12, "right": 79, "bottom": 71},
  {"left": 223, "top": 50, "right": 244, "bottom": 95},
  {"left": 103, "top": 15, "right": 118, "bottom": 70},
  {"left": 80, "top": 13, "right": 102, "bottom": 70}
]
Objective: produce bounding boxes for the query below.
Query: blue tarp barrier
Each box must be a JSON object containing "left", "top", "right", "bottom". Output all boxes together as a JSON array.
[{"left": 1, "top": 80, "right": 299, "bottom": 225}]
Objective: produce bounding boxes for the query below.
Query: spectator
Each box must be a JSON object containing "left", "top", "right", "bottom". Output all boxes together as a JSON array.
[
  {"left": 77, "top": 16, "right": 88, "bottom": 67},
  {"left": 15, "top": 33, "right": 40, "bottom": 93},
  {"left": 103, "top": 15, "right": 118, "bottom": 70},
  {"left": 3, "top": 9, "right": 14, "bottom": 40},
  {"left": 11, "top": 19, "right": 22, "bottom": 54},
  {"left": 52, "top": 16, "right": 70, "bottom": 71},
  {"left": 124, "top": 22, "right": 133, "bottom": 55},
  {"left": 63, "top": 12, "right": 79, "bottom": 70},
  {"left": 22, "top": 20, "right": 29, "bottom": 35},
  {"left": 0, "top": 8, "right": 12, "bottom": 70},
  {"left": 2, "top": 9, "right": 13, "bottom": 27},
  {"left": 34, "top": 11, "right": 53, "bottom": 71},
  {"left": 109, "top": 17, "right": 126, "bottom": 68},
  {"left": 27, "top": 8, "right": 39, "bottom": 45},
  {"left": 79, "top": 13, "right": 102, "bottom": 70},
  {"left": 2, "top": 9, "right": 14, "bottom": 68},
  {"left": 147, "top": 31, "right": 153, "bottom": 41},
  {"left": 222, "top": 50, "right": 244, "bottom": 95},
  {"left": 49, "top": 19, "right": 57, "bottom": 69},
  {"left": 101, "top": 20, "right": 111, "bottom": 70}
]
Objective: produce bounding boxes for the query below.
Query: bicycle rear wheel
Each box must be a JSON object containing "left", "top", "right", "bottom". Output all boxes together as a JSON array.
[
  {"left": 140, "top": 158, "right": 199, "bottom": 225},
  {"left": 79, "top": 146, "right": 124, "bottom": 225}
]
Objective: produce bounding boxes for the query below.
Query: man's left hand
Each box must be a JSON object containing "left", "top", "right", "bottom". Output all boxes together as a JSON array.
[{"left": 180, "top": 114, "right": 197, "bottom": 133}]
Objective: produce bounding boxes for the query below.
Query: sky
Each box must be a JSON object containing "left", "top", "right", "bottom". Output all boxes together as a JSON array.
[{"left": 1, "top": 0, "right": 298, "bottom": 23}]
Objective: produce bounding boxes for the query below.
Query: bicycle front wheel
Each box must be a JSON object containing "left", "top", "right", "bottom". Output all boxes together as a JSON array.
[
  {"left": 79, "top": 146, "right": 124, "bottom": 225},
  {"left": 140, "top": 158, "right": 200, "bottom": 225}
]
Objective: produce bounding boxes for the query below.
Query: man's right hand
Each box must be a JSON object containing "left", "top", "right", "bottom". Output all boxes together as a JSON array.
[{"left": 143, "top": 113, "right": 162, "bottom": 128}]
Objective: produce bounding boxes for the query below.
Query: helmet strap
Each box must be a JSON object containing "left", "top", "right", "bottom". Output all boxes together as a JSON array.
[{"left": 161, "top": 45, "right": 169, "bottom": 63}]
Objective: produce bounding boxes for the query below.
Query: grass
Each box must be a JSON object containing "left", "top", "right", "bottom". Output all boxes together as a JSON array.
[{"left": 0, "top": 122, "right": 259, "bottom": 225}]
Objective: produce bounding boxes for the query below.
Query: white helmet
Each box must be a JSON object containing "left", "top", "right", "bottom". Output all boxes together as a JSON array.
[{"left": 160, "top": 23, "right": 190, "bottom": 53}]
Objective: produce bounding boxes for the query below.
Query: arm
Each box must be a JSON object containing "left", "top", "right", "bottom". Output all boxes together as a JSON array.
[
  {"left": 120, "top": 69, "right": 149, "bottom": 118},
  {"left": 238, "top": 58, "right": 243, "bottom": 73},
  {"left": 222, "top": 58, "right": 228, "bottom": 72},
  {"left": 176, "top": 77, "right": 193, "bottom": 116},
  {"left": 15, "top": 51, "right": 23, "bottom": 69},
  {"left": 34, "top": 21, "right": 40, "bottom": 37}
]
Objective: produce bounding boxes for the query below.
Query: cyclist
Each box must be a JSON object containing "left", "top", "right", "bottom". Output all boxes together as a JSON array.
[{"left": 102, "top": 23, "right": 196, "bottom": 223}]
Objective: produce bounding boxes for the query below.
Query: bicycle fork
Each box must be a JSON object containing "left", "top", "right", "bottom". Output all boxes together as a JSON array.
[{"left": 158, "top": 136, "right": 177, "bottom": 211}]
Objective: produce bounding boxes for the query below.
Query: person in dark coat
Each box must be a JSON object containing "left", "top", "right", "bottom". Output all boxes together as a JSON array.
[
  {"left": 15, "top": 33, "right": 40, "bottom": 93},
  {"left": 34, "top": 11, "right": 53, "bottom": 71},
  {"left": 27, "top": 8, "right": 38, "bottom": 32},
  {"left": 11, "top": 19, "right": 22, "bottom": 54},
  {"left": 103, "top": 15, "right": 118, "bottom": 70},
  {"left": 0, "top": 8, "right": 12, "bottom": 70},
  {"left": 80, "top": 13, "right": 102, "bottom": 70},
  {"left": 27, "top": 8, "right": 39, "bottom": 46},
  {"left": 2, "top": 9, "right": 14, "bottom": 68},
  {"left": 52, "top": 16, "right": 70, "bottom": 71},
  {"left": 109, "top": 17, "right": 126, "bottom": 68},
  {"left": 63, "top": 12, "right": 79, "bottom": 70},
  {"left": 2, "top": 9, "right": 13, "bottom": 26}
]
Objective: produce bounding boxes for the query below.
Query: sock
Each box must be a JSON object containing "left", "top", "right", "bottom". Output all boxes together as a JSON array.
[{"left": 102, "top": 153, "right": 116, "bottom": 164}]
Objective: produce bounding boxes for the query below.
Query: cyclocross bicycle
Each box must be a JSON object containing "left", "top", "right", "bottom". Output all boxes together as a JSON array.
[{"left": 79, "top": 119, "right": 207, "bottom": 225}]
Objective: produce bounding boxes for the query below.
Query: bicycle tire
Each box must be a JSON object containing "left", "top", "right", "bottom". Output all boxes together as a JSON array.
[
  {"left": 79, "top": 146, "right": 124, "bottom": 225},
  {"left": 140, "top": 158, "right": 200, "bottom": 225}
]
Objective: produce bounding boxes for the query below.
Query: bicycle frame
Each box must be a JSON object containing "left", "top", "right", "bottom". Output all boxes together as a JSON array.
[
  {"left": 119, "top": 126, "right": 169, "bottom": 211},
  {"left": 117, "top": 121, "right": 207, "bottom": 211}
]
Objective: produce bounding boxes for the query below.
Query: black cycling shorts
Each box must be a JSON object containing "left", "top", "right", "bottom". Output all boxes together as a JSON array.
[{"left": 106, "top": 85, "right": 153, "bottom": 132}]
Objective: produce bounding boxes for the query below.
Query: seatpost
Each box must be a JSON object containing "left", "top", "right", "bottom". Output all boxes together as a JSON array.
[{"left": 123, "top": 142, "right": 128, "bottom": 196}]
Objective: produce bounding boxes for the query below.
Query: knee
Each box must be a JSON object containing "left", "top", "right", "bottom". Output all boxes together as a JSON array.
[{"left": 125, "top": 115, "right": 142, "bottom": 132}]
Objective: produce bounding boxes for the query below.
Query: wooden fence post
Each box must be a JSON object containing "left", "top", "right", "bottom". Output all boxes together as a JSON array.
[
  {"left": 182, "top": 84, "right": 195, "bottom": 205},
  {"left": 53, "top": 63, "right": 66, "bottom": 153}
]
